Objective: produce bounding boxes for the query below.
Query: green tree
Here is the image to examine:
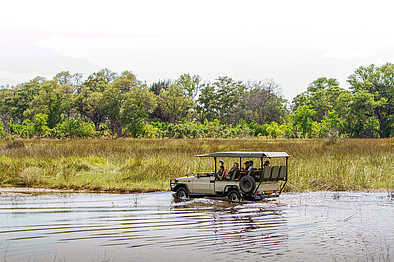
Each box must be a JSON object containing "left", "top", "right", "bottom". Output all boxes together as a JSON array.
[
  {"left": 102, "top": 86, "right": 123, "bottom": 137},
  {"left": 0, "top": 89, "right": 13, "bottom": 134},
  {"left": 159, "top": 84, "right": 194, "bottom": 123},
  {"left": 197, "top": 83, "right": 217, "bottom": 121},
  {"left": 214, "top": 77, "right": 245, "bottom": 124},
  {"left": 347, "top": 63, "right": 393, "bottom": 137},
  {"left": 121, "top": 85, "right": 157, "bottom": 137},
  {"left": 289, "top": 105, "right": 317, "bottom": 138},
  {"left": 75, "top": 71, "right": 111, "bottom": 130},
  {"left": 345, "top": 89, "right": 380, "bottom": 137},
  {"left": 102, "top": 71, "right": 140, "bottom": 137},
  {"left": 8, "top": 77, "right": 43, "bottom": 122},
  {"left": 239, "top": 80, "right": 287, "bottom": 124},
  {"left": 176, "top": 73, "right": 201, "bottom": 99},
  {"left": 292, "top": 77, "right": 348, "bottom": 122},
  {"left": 24, "top": 80, "right": 69, "bottom": 129},
  {"left": 197, "top": 77, "right": 245, "bottom": 124}
]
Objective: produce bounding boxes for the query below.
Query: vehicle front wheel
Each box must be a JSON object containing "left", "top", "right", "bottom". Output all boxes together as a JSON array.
[
  {"left": 175, "top": 187, "right": 190, "bottom": 201},
  {"left": 227, "top": 190, "right": 241, "bottom": 203}
]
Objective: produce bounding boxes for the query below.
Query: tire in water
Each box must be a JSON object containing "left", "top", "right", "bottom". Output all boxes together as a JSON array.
[
  {"left": 227, "top": 190, "right": 241, "bottom": 202},
  {"left": 176, "top": 187, "right": 189, "bottom": 200}
]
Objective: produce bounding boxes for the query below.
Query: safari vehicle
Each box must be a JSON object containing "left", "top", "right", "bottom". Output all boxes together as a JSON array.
[{"left": 170, "top": 152, "right": 289, "bottom": 202}]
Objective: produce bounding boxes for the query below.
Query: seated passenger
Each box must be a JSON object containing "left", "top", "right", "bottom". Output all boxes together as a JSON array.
[
  {"left": 221, "top": 162, "right": 240, "bottom": 180},
  {"left": 247, "top": 160, "right": 256, "bottom": 175},
  {"left": 240, "top": 161, "right": 250, "bottom": 177},
  {"left": 227, "top": 162, "right": 240, "bottom": 180},
  {"left": 264, "top": 160, "right": 270, "bottom": 167},
  {"left": 242, "top": 161, "right": 250, "bottom": 172},
  {"left": 215, "top": 165, "right": 225, "bottom": 180}
]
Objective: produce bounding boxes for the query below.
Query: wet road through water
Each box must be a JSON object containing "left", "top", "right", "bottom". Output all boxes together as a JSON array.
[{"left": 0, "top": 192, "right": 393, "bottom": 262}]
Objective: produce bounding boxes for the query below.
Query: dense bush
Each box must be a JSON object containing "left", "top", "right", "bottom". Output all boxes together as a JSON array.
[
  {"left": 54, "top": 117, "right": 96, "bottom": 138},
  {"left": 5, "top": 114, "right": 355, "bottom": 139}
]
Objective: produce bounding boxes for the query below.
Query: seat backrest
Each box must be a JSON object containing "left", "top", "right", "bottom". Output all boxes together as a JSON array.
[
  {"left": 231, "top": 169, "right": 240, "bottom": 180},
  {"left": 278, "top": 166, "right": 287, "bottom": 180},
  {"left": 271, "top": 166, "right": 280, "bottom": 180},
  {"left": 263, "top": 166, "right": 272, "bottom": 179}
]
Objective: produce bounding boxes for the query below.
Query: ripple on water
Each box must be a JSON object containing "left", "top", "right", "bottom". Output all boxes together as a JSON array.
[{"left": 0, "top": 192, "right": 393, "bottom": 262}]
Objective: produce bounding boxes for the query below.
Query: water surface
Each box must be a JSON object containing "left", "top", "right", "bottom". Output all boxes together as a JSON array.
[{"left": 0, "top": 192, "right": 392, "bottom": 262}]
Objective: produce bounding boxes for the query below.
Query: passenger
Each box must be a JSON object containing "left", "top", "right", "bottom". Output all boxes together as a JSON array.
[
  {"left": 264, "top": 160, "right": 270, "bottom": 167},
  {"left": 215, "top": 165, "right": 225, "bottom": 180},
  {"left": 228, "top": 162, "right": 240, "bottom": 180},
  {"left": 240, "top": 161, "right": 250, "bottom": 178},
  {"left": 221, "top": 162, "right": 240, "bottom": 180},
  {"left": 248, "top": 160, "right": 255, "bottom": 171},
  {"left": 247, "top": 160, "right": 255, "bottom": 176},
  {"left": 243, "top": 161, "right": 250, "bottom": 171}
]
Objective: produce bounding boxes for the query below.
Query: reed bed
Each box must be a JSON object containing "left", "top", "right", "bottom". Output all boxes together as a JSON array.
[{"left": 0, "top": 138, "right": 392, "bottom": 192}]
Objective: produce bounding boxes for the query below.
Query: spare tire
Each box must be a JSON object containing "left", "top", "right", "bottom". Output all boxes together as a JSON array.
[{"left": 239, "top": 175, "right": 256, "bottom": 194}]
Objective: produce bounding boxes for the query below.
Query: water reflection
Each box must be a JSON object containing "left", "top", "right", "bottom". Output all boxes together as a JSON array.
[
  {"left": 171, "top": 200, "right": 288, "bottom": 258},
  {"left": 0, "top": 192, "right": 392, "bottom": 262}
]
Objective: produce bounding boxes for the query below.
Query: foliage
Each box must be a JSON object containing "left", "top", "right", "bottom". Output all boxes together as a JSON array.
[
  {"left": 54, "top": 117, "right": 96, "bottom": 138},
  {"left": 240, "top": 80, "right": 287, "bottom": 124},
  {"left": 289, "top": 105, "right": 316, "bottom": 138},
  {"left": 10, "top": 119, "right": 35, "bottom": 138},
  {"left": 347, "top": 63, "right": 393, "bottom": 137},
  {"left": 33, "top": 113, "right": 51, "bottom": 137},
  {"left": 158, "top": 84, "right": 194, "bottom": 123},
  {"left": 0, "top": 63, "right": 392, "bottom": 139}
]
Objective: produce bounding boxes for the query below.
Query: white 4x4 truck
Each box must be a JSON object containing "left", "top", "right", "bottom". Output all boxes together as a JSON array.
[{"left": 170, "top": 152, "right": 290, "bottom": 202}]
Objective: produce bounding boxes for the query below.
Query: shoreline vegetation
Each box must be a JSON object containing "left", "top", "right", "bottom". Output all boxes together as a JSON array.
[
  {"left": 0, "top": 138, "right": 392, "bottom": 193},
  {"left": 1, "top": 64, "right": 393, "bottom": 141}
]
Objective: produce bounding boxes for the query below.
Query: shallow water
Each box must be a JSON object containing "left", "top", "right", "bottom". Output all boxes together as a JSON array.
[{"left": 0, "top": 192, "right": 392, "bottom": 262}]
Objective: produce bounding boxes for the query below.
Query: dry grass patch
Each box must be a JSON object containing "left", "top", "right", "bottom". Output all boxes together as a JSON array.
[{"left": 0, "top": 138, "right": 392, "bottom": 192}]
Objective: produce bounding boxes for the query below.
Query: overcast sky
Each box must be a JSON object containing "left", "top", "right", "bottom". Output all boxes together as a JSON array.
[{"left": 1, "top": 0, "right": 393, "bottom": 100}]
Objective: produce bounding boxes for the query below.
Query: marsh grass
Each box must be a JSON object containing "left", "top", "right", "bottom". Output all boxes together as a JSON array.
[{"left": 0, "top": 138, "right": 392, "bottom": 192}]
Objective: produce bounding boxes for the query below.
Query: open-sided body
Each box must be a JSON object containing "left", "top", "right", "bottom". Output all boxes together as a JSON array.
[{"left": 170, "top": 151, "right": 290, "bottom": 202}]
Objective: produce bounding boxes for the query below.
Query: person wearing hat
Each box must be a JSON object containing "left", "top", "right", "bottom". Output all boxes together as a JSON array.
[
  {"left": 240, "top": 161, "right": 250, "bottom": 178},
  {"left": 247, "top": 160, "right": 255, "bottom": 176},
  {"left": 243, "top": 161, "right": 249, "bottom": 172}
]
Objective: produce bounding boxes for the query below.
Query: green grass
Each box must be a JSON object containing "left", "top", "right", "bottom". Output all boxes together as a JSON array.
[{"left": 0, "top": 138, "right": 392, "bottom": 192}]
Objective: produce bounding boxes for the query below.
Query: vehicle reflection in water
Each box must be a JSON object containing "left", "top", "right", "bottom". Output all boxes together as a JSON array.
[
  {"left": 171, "top": 199, "right": 288, "bottom": 258},
  {"left": 0, "top": 192, "right": 392, "bottom": 262}
]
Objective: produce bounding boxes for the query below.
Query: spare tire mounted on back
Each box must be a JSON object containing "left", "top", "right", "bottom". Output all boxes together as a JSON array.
[{"left": 239, "top": 175, "right": 256, "bottom": 194}]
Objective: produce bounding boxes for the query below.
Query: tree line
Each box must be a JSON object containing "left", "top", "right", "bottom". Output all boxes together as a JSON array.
[{"left": 0, "top": 63, "right": 392, "bottom": 138}]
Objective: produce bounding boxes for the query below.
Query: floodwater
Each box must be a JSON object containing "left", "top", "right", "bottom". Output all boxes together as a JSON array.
[{"left": 0, "top": 192, "right": 393, "bottom": 262}]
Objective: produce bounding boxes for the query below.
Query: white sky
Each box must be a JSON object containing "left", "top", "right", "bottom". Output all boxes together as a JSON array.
[{"left": 0, "top": 0, "right": 393, "bottom": 100}]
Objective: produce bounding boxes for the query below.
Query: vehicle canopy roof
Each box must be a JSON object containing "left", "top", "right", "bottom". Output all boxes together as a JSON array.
[{"left": 196, "top": 151, "right": 290, "bottom": 158}]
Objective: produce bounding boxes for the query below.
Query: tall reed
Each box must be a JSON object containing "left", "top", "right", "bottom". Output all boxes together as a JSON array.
[{"left": 0, "top": 138, "right": 392, "bottom": 192}]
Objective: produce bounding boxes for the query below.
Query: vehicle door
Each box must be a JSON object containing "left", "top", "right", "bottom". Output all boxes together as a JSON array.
[{"left": 192, "top": 174, "right": 215, "bottom": 195}]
